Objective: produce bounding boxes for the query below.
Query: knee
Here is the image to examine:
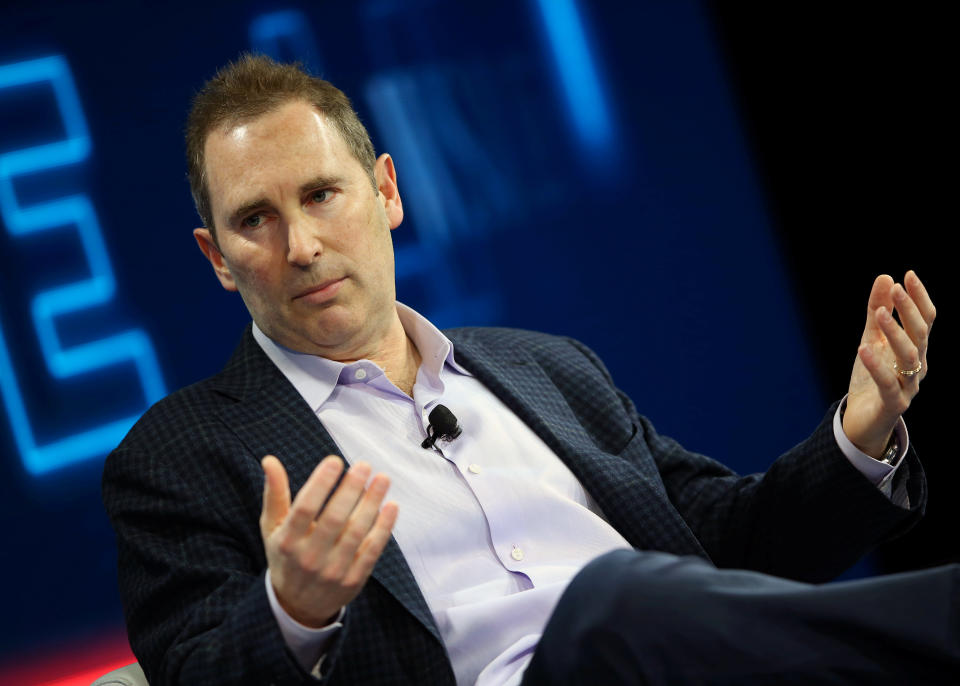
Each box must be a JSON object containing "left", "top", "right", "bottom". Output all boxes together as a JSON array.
[
  {"left": 569, "top": 549, "right": 720, "bottom": 627},
  {"left": 530, "top": 550, "right": 722, "bottom": 684}
]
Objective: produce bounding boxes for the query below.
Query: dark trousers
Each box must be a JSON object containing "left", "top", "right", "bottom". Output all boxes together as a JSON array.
[{"left": 522, "top": 550, "right": 959, "bottom": 685}]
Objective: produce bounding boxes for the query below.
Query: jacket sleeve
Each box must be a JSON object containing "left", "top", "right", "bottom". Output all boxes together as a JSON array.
[
  {"left": 102, "top": 419, "right": 342, "bottom": 685},
  {"left": 564, "top": 336, "right": 927, "bottom": 583}
]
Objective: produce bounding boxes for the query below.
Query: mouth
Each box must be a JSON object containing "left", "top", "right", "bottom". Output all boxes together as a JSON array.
[{"left": 292, "top": 277, "right": 346, "bottom": 303}]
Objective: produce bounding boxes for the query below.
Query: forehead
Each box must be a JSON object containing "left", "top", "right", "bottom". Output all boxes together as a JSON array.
[{"left": 204, "top": 101, "right": 359, "bottom": 218}]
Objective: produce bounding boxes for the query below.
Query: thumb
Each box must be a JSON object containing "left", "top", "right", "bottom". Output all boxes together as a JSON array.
[{"left": 260, "top": 455, "right": 290, "bottom": 538}]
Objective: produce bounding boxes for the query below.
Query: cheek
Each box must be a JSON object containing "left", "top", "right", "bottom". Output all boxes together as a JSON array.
[
  {"left": 332, "top": 217, "right": 388, "bottom": 268},
  {"left": 226, "top": 256, "right": 281, "bottom": 300}
]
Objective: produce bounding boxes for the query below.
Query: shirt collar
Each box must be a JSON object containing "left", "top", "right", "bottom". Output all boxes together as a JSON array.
[{"left": 251, "top": 302, "right": 470, "bottom": 412}]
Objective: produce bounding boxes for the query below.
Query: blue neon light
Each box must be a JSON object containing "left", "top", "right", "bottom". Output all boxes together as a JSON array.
[
  {"left": 0, "top": 55, "right": 165, "bottom": 475},
  {"left": 533, "top": 0, "right": 613, "bottom": 152}
]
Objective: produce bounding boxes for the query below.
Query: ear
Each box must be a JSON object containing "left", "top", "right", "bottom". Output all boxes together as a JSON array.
[
  {"left": 374, "top": 153, "right": 403, "bottom": 230},
  {"left": 193, "top": 227, "right": 238, "bottom": 292}
]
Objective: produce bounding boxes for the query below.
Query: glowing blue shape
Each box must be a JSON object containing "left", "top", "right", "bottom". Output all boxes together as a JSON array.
[
  {"left": 365, "top": 70, "right": 504, "bottom": 327},
  {"left": 533, "top": 0, "right": 613, "bottom": 152},
  {"left": 366, "top": 73, "right": 456, "bottom": 246},
  {"left": 249, "top": 9, "right": 322, "bottom": 74},
  {"left": 0, "top": 55, "right": 165, "bottom": 475}
]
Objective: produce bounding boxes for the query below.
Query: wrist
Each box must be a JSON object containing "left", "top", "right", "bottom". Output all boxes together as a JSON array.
[
  {"left": 265, "top": 570, "right": 343, "bottom": 629},
  {"left": 856, "top": 435, "right": 893, "bottom": 461},
  {"left": 839, "top": 400, "right": 895, "bottom": 460},
  {"left": 277, "top": 593, "right": 340, "bottom": 629}
]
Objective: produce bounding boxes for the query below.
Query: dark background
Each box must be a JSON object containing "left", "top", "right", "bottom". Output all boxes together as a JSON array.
[
  {"left": 709, "top": 3, "right": 953, "bottom": 575},
  {"left": 0, "top": 1, "right": 953, "bottom": 680}
]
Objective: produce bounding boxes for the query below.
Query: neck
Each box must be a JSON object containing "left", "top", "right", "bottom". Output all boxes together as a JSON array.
[
  {"left": 261, "top": 307, "right": 424, "bottom": 396},
  {"left": 372, "top": 326, "right": 422, "bottom": 397},
  {"left": 327, "top": 314, "right": 422, "bottom": 397}
]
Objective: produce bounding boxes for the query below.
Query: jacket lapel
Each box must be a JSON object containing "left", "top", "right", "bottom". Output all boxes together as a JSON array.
[{"left": 448, "top": 330, "right": 706, "bottom": 558}]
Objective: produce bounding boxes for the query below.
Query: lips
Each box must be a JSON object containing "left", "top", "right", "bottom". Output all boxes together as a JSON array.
[{"left": 292, "top": 277, "right": 346, "bottom": 303}]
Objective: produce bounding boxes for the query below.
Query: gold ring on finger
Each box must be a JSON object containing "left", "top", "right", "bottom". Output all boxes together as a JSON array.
[{"left": 893, "top": 360, "right": 922, "bottom": 377}]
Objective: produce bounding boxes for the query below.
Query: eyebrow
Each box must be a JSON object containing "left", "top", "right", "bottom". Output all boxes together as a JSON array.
[{"left": 223, "top": 174, "right": 346, "bottom": 227}]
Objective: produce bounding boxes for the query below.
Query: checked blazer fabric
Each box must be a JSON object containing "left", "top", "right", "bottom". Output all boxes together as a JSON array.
[{"left": 102, "top": 325, "right": 926, "bottom": 685}]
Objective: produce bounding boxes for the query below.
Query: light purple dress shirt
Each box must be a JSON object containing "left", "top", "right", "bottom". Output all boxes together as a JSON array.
[{"left": 253, "top": 303, "right": 908, "bottom": 685}]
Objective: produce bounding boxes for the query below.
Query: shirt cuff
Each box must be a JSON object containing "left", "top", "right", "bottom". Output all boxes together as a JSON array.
[
  {"left": 833, "top": 395, "right": 909, "bottom": 502},
  {"left": 265, "top": 570, "right": 344, "bottom": 676}
]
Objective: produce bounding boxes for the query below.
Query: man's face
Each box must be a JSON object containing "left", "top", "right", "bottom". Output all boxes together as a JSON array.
[{"left": 194, "top": 100, "right": 403, "bottom": 357}]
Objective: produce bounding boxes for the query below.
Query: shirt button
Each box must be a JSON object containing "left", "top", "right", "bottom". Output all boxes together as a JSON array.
[
  {"left": 354, "top": 368, "right": 367, "bottom": 380},
  {"left": 511, "top": 545, "right": 524, "bottom": 561},
  {"left": 468, "top": 464, "right": 481, "bottom": 474}
]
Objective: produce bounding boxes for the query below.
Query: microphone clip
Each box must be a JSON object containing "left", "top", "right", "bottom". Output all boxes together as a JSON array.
[{"left": 421, "top": 404, "right": 462, "bottom": 449}]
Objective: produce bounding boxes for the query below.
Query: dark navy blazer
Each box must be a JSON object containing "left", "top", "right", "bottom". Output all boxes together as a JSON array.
[{"left": 103, "top": 326, "right": 925, "bottom": 685}]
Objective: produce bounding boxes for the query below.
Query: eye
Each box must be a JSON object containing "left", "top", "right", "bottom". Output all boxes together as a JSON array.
[
  {"left": 242, "top": 213, "right": 264, "bottom": 228},
  {"left": 309, "top": 189, "right": 332, "bottom": 204}
]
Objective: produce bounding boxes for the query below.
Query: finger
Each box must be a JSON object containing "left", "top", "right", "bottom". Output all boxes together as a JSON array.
[
  {"left": 858, "top": 344, "right": 909, "bottom": 415},
  {"left": 285, "top": 456, "right": 346, "bottom": 537},
  {"left": 890, "top": 283, "right": 930, "bottom": 354},
  {"left": 310, "top": 461, "right": 373, "bottom": 547},
  {"left": 322, "top": 473, "right": 391, "bottom": 571},
  {"left": 862, "top": 274, "right": 895, "bottom": 342},
  {"left": 337, "top": 474, "right": 391, "bottom": 547},
  {"left": 260, "top": 455, "right": 291, "bottom": 537},
  {"left": 875, "top": 306, "right": 921, "bottom": 371},
  {"left": 904, "top": 270, "right": 936, "bottom": 327},
  {"left": 342, "top": 501, "right": 399, "bottom": 589}
]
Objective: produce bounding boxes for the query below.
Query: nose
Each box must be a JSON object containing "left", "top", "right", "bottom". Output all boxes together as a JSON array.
[{"left": 286, "top": 214, "right": 323, "bottom": 266}]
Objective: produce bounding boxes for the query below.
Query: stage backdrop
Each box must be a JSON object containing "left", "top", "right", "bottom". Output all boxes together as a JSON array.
[{"left": 1, "top": 0, "right": 905, "bottom": 681}]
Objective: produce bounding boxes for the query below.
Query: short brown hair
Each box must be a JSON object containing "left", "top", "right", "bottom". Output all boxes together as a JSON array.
[{"left": 185, "top": 54, "right": 377, "bottom": 237}]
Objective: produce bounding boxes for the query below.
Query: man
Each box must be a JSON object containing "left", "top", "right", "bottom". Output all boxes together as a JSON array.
[{"left": 103, "top": 55, "right": 953, "bottom": 685}]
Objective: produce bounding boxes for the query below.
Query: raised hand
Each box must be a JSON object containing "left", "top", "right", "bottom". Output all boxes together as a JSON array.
[
  {"left": 259, "top": 455, "right": 398, "bottom": 627},
  {"left": 843, "top": 271, "right": 935, "bottom": 459}
]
